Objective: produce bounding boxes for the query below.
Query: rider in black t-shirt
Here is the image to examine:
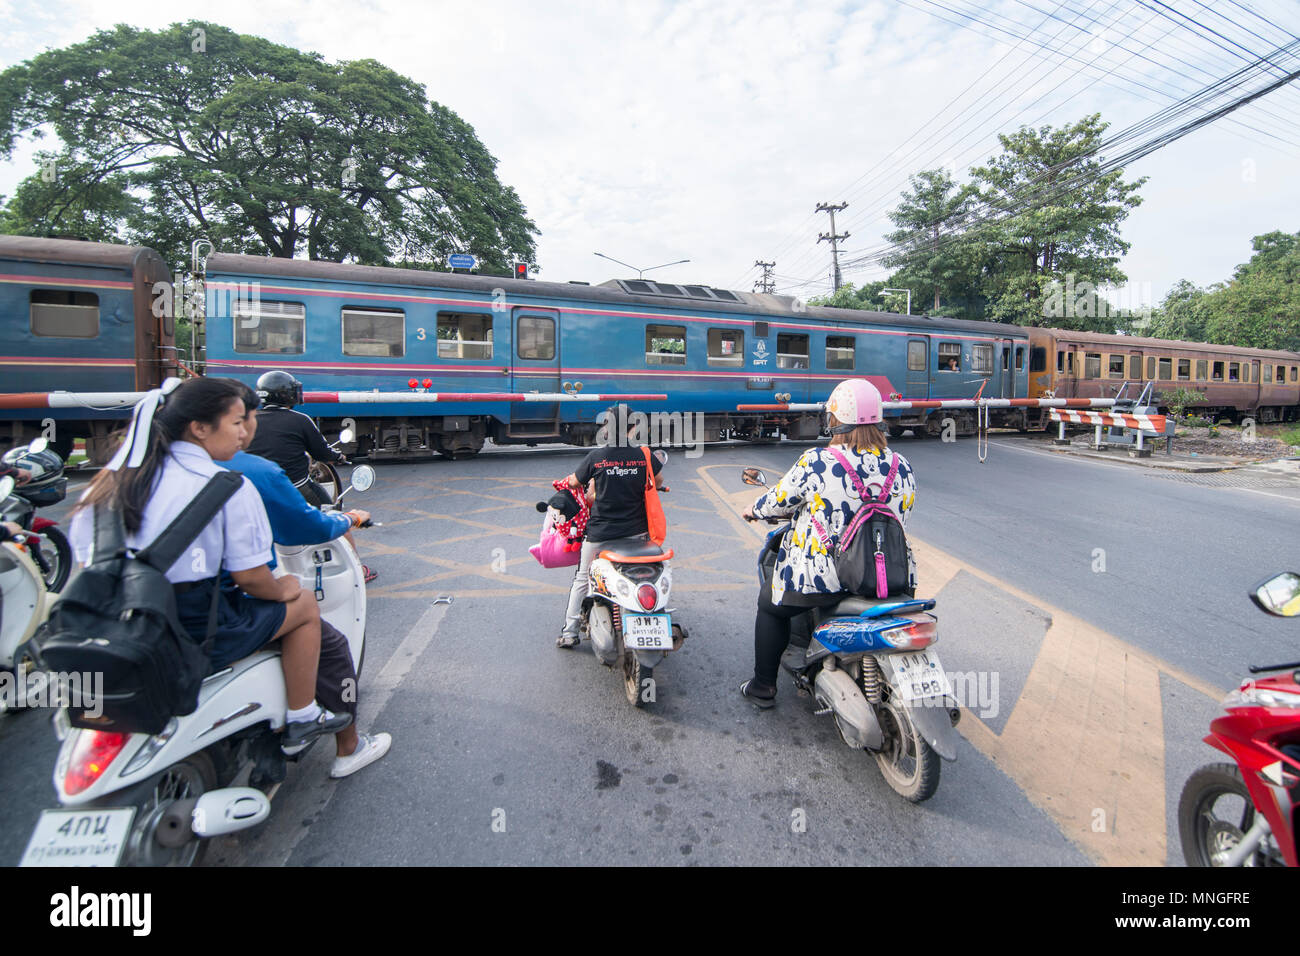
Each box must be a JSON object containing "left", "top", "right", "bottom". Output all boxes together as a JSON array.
[{"left": 557, "top": 405, "right": 667, "bottom": 648}]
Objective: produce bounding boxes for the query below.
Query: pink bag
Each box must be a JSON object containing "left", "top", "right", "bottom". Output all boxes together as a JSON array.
[{"left": 530, "top": 509, "right": 583, "bottom": 569}]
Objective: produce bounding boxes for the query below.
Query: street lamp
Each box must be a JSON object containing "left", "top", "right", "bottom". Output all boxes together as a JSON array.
[
  {"left": 594, "top": 252, "right": 691, "bottom": 279},
  {"left": 880, "top": 288, "right": 912, "bottom": 315}
]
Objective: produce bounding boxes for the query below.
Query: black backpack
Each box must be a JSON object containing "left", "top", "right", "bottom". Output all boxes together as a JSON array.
[
  {"left": 822, "top": 446, "right": 912, "bottom": 600},
  {"left": 34, "top": 470, "right": 244, "bottom": 735}
]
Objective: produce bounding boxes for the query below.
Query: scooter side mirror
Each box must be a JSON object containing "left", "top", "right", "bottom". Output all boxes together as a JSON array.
[
  {"left": 28, "top": 437, "right": 49, "bottom": 454},
  {"left": 0, "top": 476, "right": 13, "bottom": 499},
  {"left": 350, "top": 464, "right": 376, "bottom": 493},
  {"left": 338, "top": 428, "right": 355, "bottom": 445},
  {"left": 1251, "top": 572, "right": 1300, "bottom": 617},
  {"left": 741, "top": 467, "right": 768, "bottom": 487}
]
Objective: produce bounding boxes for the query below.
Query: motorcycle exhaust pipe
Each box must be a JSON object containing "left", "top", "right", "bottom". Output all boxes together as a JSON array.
[{"left": 191, "top": 788, "right": 272, "bottom": 838}]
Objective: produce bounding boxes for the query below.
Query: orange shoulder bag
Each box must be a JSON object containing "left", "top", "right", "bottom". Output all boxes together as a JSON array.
[{"left": 641, "top": 445, "right": 666, "bottom": 545}]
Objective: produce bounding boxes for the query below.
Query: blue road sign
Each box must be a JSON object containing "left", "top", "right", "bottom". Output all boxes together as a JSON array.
[{"left": 449, "top": 254, "right": 477, "bottom": 270}]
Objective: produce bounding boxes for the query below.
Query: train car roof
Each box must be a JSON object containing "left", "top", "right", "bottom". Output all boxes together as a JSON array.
[
  {"left": 1039, "top": 327, "right": 1299, "bottom": 361},
  {"left": 205, "top": 252, "right": 1029, "bottom": 339},
  {"left": 0, "top": 234, "right": 166, "bottom": 271}
]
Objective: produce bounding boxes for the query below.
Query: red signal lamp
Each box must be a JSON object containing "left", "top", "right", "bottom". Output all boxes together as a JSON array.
[
  {"left": 514, "top": 262, "right": 529, "bottom": 280},
  {"left": 422, "top": 378, "right": 432, "bottom": 389},
  {"left": 408, "top": 378, "right": 418, "bottom": 388}
]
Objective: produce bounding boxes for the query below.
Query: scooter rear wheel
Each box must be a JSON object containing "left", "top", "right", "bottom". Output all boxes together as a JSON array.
[
  {"left": 32, "top": 526, "right": 71, "bottom": 593},
  {"left": 873, "top": 695, "right": 940, "bottom": 803},
  {"left": 1178, "top": 762, "right": 1269, "bottom": 866},
  {"left": 115, "top": 751, "right": 218, "bottom": 867},
  {"left": 622, "top": 653, "right": 652, "bottom": 708}
]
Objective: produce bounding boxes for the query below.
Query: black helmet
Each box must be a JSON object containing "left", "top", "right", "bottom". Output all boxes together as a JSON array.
[{"left": 256, "top": 370, "right": 303, "bottom": 408}]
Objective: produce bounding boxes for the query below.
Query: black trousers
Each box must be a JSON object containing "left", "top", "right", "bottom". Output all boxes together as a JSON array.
[
  {"left": 315, "top": 620, "right": 358, "bottom": 720},
  {"left": 298, "top": 479, "right": 331, "bottom": 508},
  {"left": 752, "top": 578, "right": 841, "bottom": 688}
]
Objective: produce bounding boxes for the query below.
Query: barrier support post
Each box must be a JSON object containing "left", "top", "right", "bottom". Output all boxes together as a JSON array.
[
  {"left": 1053, "top": 419, "right": 1069, "bottom": 445},
  {"left": 1092, "top": 424, "right": 1106, "bottom": 451}
]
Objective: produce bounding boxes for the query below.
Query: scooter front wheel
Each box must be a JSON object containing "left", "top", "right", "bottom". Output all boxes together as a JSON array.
[
  {"left": 1179, "top": 762, "right": 1266, "bottom": 866},
  {"left": 873, "top": 695, "right": 940, "bottom": 803}
]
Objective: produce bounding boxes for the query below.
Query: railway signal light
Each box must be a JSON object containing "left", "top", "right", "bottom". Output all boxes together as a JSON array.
[{"left": 514, "top": 263, "right": 529, "bottom": 280}]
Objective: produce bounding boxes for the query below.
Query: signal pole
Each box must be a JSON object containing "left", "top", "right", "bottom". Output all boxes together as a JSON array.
[
  {"left": 753, "top": 260, "right": 776, "bottom": 294},
  {"left": 816, "top": 202, "right": 849, "bottom": 292}
]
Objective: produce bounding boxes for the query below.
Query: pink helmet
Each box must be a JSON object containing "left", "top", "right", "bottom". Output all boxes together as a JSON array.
[{"left": 825, "top": 379, "right": 882, "bottom": 433}]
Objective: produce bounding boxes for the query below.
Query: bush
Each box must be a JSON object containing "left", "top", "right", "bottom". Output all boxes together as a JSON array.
[{"left": 1160, "top": 387, "right": 1208, "bottom": 420}]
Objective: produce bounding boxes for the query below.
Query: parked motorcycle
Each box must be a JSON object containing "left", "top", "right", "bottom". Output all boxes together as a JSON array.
[
  {"left": 19, "top": 465, "right": 377, "bottom": 867},
  {"left": 741, "top": 467, "right": 960, "bottom": 802},
  {"left": 1178, "top": 570, "right": 1300, "bottom": 867},
  {"left": 0, "top": 474, "right": 53, "bottom": 716},
  {"left": 1, "top": 436, "right": 71, "bottom": 592}
]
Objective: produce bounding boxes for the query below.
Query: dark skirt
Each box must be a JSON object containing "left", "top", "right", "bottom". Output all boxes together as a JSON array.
[{"left": 174, "top": 579, "right": 289, "bottom": 671}]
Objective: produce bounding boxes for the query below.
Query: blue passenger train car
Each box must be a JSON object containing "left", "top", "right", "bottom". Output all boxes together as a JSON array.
[
  {"left": 0, "top": 236, "right": 175, "bottom": 459},
  {"left": 202, "top": 254, "right": 1034, "bottom": 458}
]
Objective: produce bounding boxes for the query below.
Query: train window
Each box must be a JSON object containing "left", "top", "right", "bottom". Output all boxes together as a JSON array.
[
  {"left": 517, "top": 316, "right": 556, "bottom": 360},
  {"left": 1212, "top": 361, "right": 1224, "bottom": 381},
  {"left": 1278, "top": 364, "right": 1286, "bottom": 383},
  {"left": 1177, "top": 359, "right": 1190, "bottom": 380},
  {"left": 1292, "top": 367, "right": 1298, "bottom": 383},
  {"left": 909, "top": 341, "right": 927, "bottom": 371},
  {"left": 1084, "top": 353, "right": 1101, "bottom": 379},
  {"left": 708, "top": 328, "right": 745, "bottom": 367},
  {"left": 1001, "top": 349, "right": 1009, "bottom": 371},
  {"left": 342, "top": 308, "right": 405, "bottom": 358},
  {"left": 1056, "top": 350, "right": 1064, "bottom": 373},
  {"left": 1015, "top": 347, "right": 1025, "bottom": 371},
  {"left": 1066, "top": 351, "right": 1074, "bottom": 374},
  {"left": 1129, "top": 355, "right": 1141, "bottom": 379},
  {"left": 1146, "top": 356, "right": 1155, "bottom": 380},
  {"left": 436, "top": 312, "right": 493, "bottom": 360},
  {"left": 1264, "top": 365, "right": 1272, "bottom": 383},
  {"left": 1030, "top": 347, "right": 1046, "bottom": 372},
  {"left": 1228, "top": 362, "right": 1240, "bottom": 382},
  {"left": 826, "top": 335, "right": 854, "bottom": 371},
  {"left": 30, "top": 290, "right": 100, "bottom": 338},
  {"left": 1196, "top": 360, "right": 1207, "bottom": 380},
  {"left": 972, "top": 344, "right": 993, "bottom": 375},
  {"left": 645, "top": 324, "right": 685, "bottom": 365},
  {"left": 234, "top": 300, "right": 305, "bottom": 353},
  {"left": 1158, "top": 358, "right": 1172, "bottom": 380},
  {"left": 1107, "top": 355, "right": 1124, "bottom": 378},
  {"left": 938, "top": 342, "right": 961, "bottom": 371},
  {"left": 777, "top": 333, "right": 809, "bottom": 370}
]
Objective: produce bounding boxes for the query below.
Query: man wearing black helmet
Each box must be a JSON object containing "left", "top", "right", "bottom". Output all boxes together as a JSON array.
[{"left": 247, "top": 370, "right": 377, "bottom": 583}]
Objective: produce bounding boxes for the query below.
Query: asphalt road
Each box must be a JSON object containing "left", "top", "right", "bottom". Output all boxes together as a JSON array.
[{"left": 2, "top": 433, "right": 1293, "bottom": 866}]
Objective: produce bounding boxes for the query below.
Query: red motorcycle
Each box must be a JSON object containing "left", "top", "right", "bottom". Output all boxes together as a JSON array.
[{"left": 1179, "top": 572, "right": 1300, "bottom": 867}]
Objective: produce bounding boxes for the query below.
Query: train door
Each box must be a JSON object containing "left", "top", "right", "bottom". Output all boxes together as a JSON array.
[
  {"left": 509, "top": 307, "right": 560, "bottom": 433},
  {"left": 1000, "top": 337, "right": 1014, "bottom": 398},
  {"left": 906, "top": 338, "right": 928, "bottom": 398}
]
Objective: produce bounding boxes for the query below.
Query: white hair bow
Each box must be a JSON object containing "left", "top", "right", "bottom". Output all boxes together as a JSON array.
[{"left": 106, "top": 377, "right": 183, "bottom": 471}]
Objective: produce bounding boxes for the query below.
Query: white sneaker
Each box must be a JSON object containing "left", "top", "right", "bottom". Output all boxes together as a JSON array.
[{"left": 329, "top": 732, "right": 392, "bottom": 779}]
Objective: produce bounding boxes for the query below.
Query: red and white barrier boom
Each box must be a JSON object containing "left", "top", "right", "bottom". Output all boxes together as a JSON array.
[
  {"left": 735, "top": 396, "right": 1168, "bottom": 462},
  {"left": 0, "top": 390, "right": 668, "bottom": 410}
]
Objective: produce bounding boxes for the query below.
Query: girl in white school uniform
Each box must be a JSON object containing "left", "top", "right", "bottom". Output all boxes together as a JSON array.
[{"left": 69, "top": 376, "right": 349, "bottom": 751}]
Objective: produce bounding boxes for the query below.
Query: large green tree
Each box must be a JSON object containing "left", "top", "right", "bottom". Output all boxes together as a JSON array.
[
  {"left": 969, "top": 114, "right": 1145, "bottom": 330},
  {"left": 0, "top": 22, "right": 537, "bottom": 271},
  {"left": 881, "top": 168, "right": 984, "bottom": 314}
]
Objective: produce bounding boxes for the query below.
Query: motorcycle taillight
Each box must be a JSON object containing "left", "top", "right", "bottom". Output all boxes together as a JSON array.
[
  {"left": 637, "top": 585, "right": 657, "bottom": 611},
  {"left": 64, "top": 731, "right": 129, "bottom": 796}
]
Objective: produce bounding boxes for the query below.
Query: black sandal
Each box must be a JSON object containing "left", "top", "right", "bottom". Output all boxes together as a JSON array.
[{"left": 740, "top": 679, "right": 776, "bottom": 709}]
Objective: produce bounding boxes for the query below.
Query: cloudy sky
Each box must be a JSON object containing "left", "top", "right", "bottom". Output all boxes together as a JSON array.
[{"left": 2, "top": 0, "right": 1298, "bottom": 308}]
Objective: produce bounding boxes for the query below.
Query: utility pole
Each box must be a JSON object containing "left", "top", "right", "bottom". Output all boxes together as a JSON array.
[
  {"left": 816, "top": 202, "right": 849, "bottom": 292},
  {"left": 753, "top": 260, "right": 776, "bottom": 294}
]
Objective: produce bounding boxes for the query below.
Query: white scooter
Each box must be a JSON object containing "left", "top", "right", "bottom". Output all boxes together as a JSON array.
[
  {"left": 581, "top": 535, "right": 689, "bottom": 708},
  {"left": 19, "top": 465, "right": 377, "bottom": 867},
  {"left": 0, "top": 474, "right": 52, "bottom": 715}
]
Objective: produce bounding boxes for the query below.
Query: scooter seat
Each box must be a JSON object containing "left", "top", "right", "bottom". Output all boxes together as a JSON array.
[{"left": 598, "top": 538, "right": 668, "bottom": 561}]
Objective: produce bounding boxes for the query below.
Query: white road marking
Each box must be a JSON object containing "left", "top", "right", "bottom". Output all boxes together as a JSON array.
[{"left": 215, "top": 602, "right": 451, "bottom": 866}]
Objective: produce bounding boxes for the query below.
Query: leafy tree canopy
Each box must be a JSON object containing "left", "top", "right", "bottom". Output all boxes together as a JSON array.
[{"left": 0, "top": 22, "right": 538, "bottom": 272}]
